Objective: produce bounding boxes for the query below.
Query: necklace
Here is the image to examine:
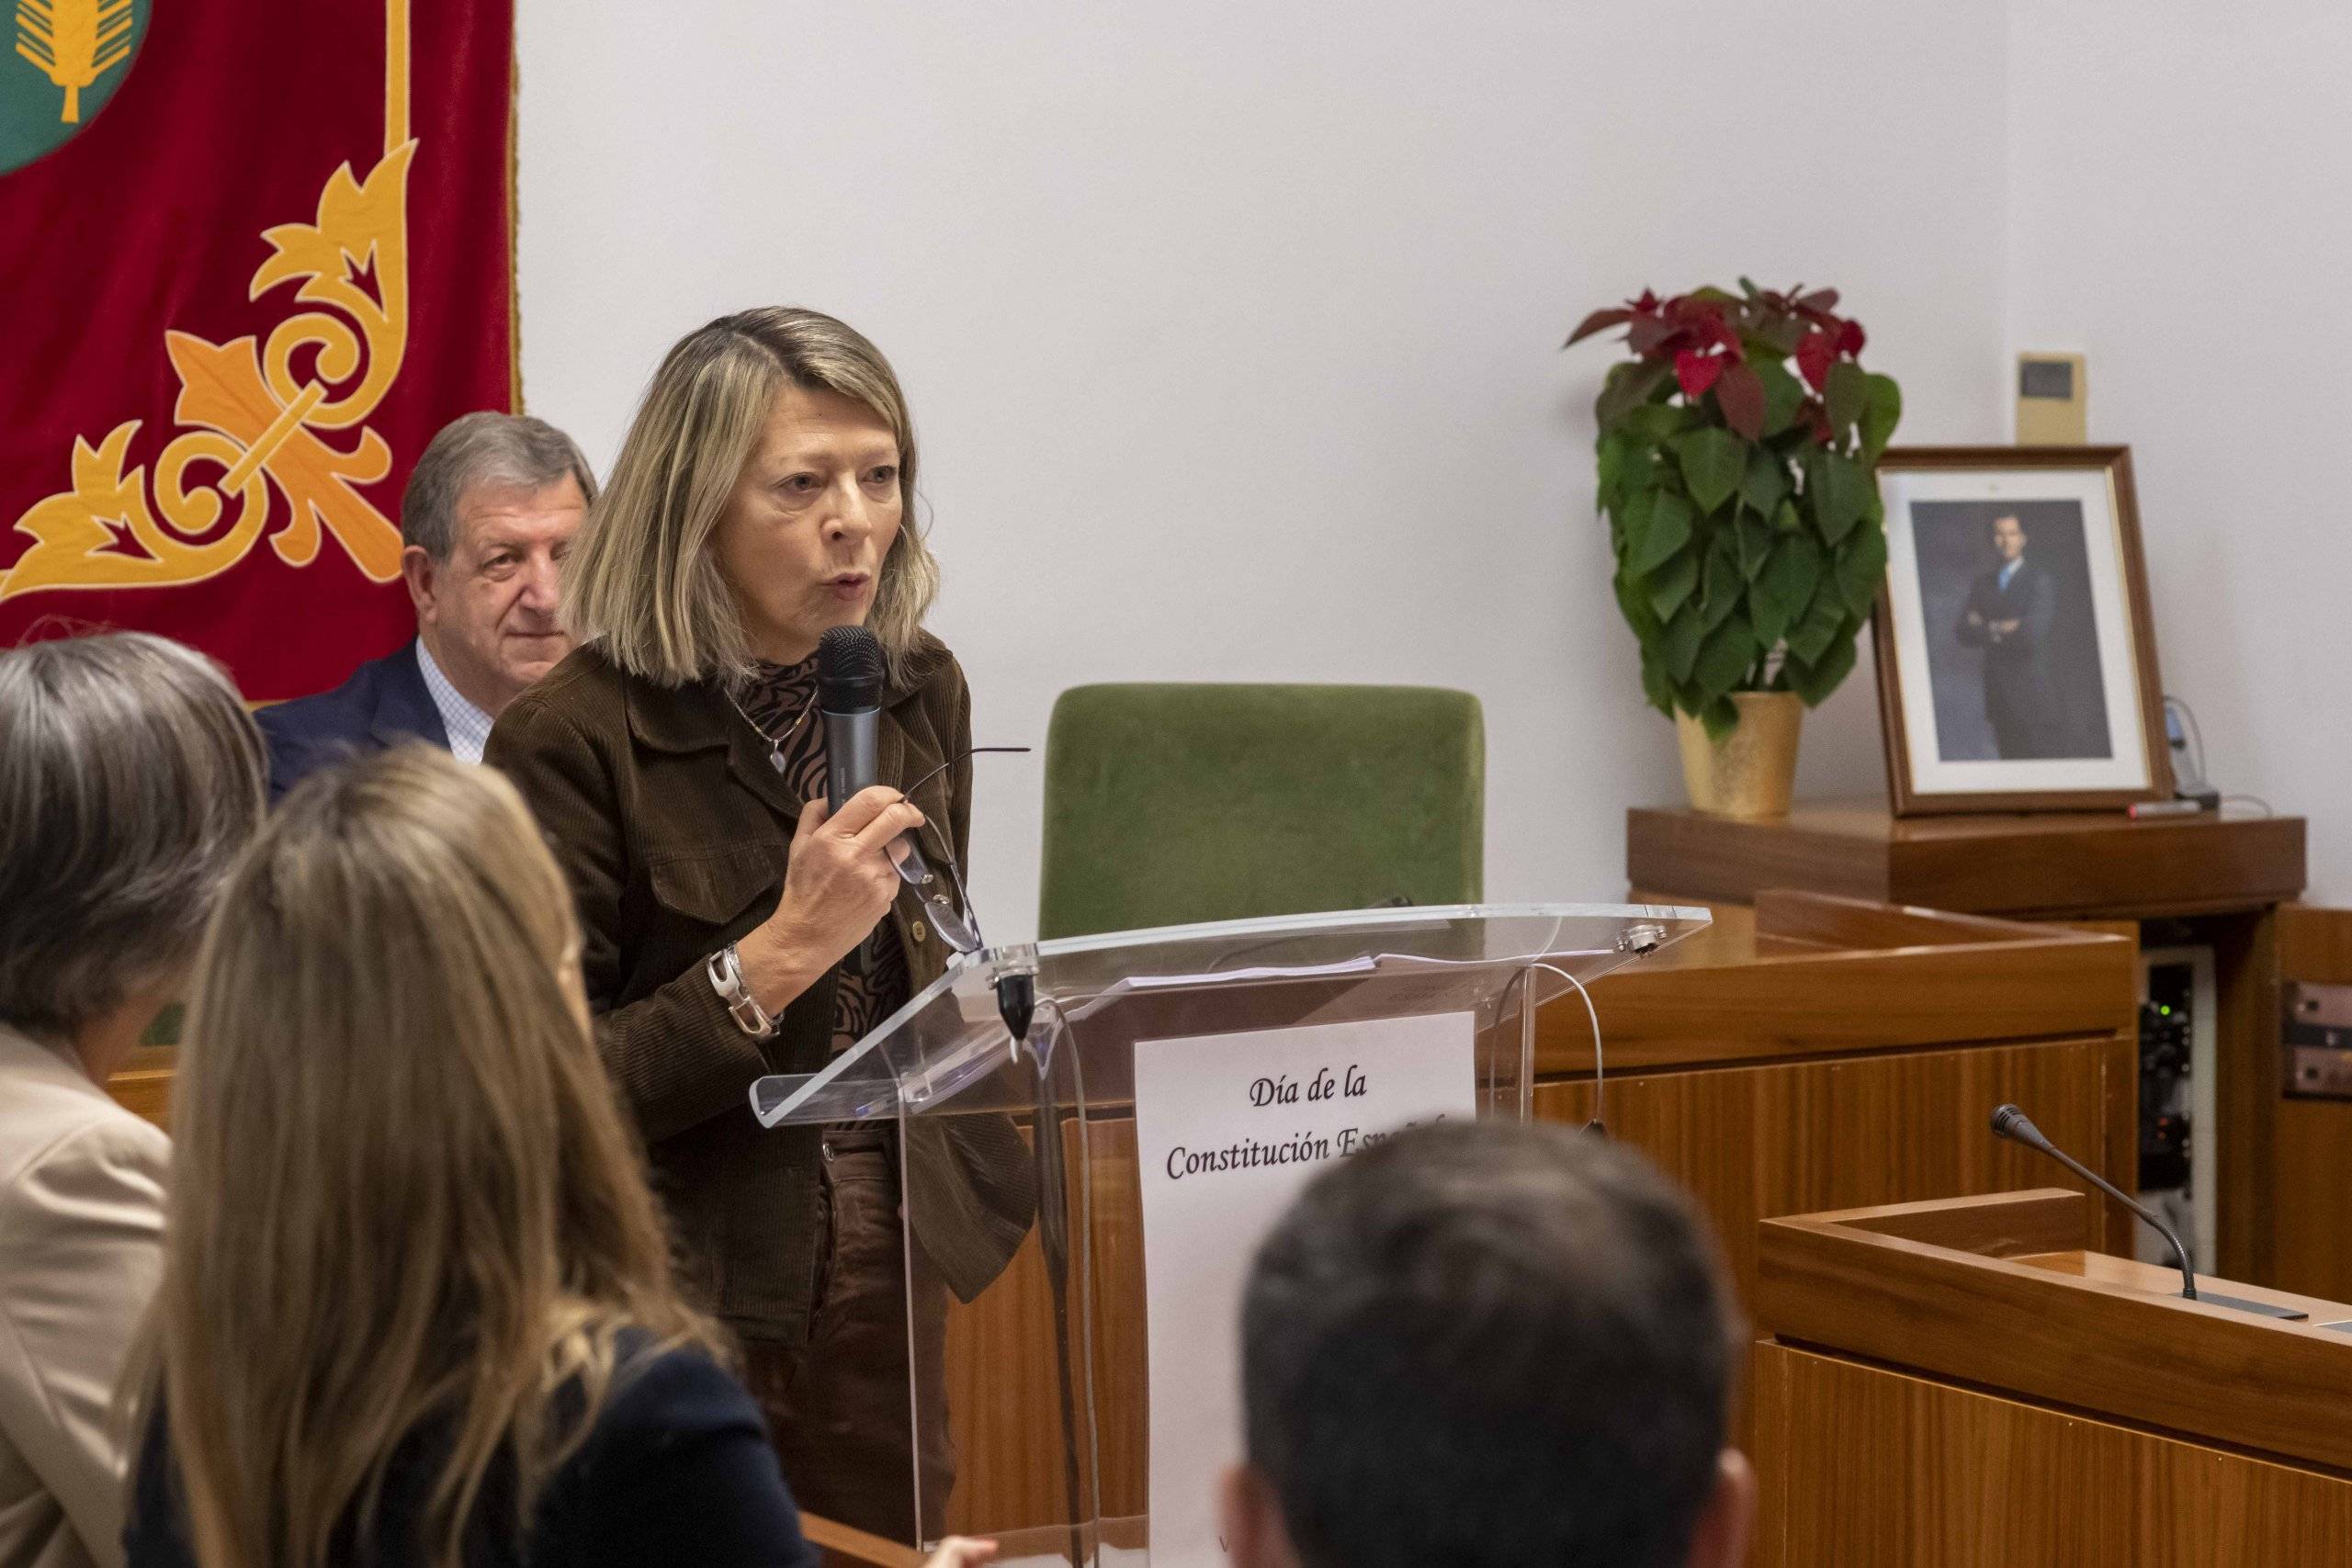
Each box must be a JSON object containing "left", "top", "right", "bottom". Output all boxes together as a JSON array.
[{"left": 728, "top": 688, "right": 817, "bottom": 773}]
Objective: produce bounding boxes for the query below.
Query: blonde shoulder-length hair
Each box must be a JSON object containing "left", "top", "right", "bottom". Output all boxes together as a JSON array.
[
  {"left": 130, "top": 745, "right": 718, "bottom": 1568},
  {"left": 563, "top": 306, "right": 942, "bottom": 689}
]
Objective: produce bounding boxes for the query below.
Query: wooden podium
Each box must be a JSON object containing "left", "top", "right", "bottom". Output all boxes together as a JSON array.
[
  {"left": 1755, "top": 1190, "right": 2352, "bottom": 1565},
  {"left": 1623, "top": 799, "right": 2352, "bottom": 1302}
]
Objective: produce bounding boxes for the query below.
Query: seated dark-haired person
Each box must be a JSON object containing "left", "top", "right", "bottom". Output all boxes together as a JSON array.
[
  {"left": 257, "top": 412, "right": 594, "bottom": 799},
  {"left": 1221, "top": 1120, "right": 1753, "bottom": 1568}
]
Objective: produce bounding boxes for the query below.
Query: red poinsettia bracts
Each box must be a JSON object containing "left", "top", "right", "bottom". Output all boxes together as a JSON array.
[{"left": 1566, "top": 282, "right": 1871, "bottom": 442}]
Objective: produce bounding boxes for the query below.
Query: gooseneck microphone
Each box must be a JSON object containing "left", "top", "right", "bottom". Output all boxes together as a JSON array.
[
  {"left": 1991, "top": 1103, "right": 2197, "bottom": 1300},
  {"left": 1989, "top": 1103, "right": 2305, "bottom": 1319}
]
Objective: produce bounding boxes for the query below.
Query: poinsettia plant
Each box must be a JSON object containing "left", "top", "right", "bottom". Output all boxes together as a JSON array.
[{"left": 1565, "top": 280, "right": 1901, "bottom": 738}]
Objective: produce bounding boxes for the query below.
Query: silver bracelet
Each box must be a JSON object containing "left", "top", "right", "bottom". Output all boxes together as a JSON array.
[{"left": 706, "top": 942, "right": 777, "bottom": 1038}]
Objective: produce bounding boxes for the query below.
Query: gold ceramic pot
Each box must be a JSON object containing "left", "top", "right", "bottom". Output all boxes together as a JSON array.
[{"left": 1675, "top": 691, "right": 1802, "bottom": 818}]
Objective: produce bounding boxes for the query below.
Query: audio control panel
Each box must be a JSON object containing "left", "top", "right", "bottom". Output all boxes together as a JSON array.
[
  {"left": 2139, "top": 944, "right": 2216, "bottom": 1271},
  {"left": 2139, "top": 964, "right": 2192, "bottom": 1190},
  {"left": 2283, "top": 982, "right": 2352, "bottom": 1100}
]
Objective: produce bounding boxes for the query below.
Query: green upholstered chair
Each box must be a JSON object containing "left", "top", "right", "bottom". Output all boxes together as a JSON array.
[{"left": 1036, "top": 683, "right": 1485, "bottom": 941}]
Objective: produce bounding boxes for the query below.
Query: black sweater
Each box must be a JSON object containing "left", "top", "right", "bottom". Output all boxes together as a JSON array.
[{"left": 126, "top": 1340, "right": 819, "bottom": 1568}]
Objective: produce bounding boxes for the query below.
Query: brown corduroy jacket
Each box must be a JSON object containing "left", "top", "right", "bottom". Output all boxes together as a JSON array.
[{"left": 485, "top": 634, "right": 1035, "bottom": 1349}]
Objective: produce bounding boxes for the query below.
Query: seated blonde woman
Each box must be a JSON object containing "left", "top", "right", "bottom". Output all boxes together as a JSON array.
[
  {"left": 0, "top": 633, "right": 266, "bottom": 1568},
  {"left": 121, "top": 746, "right": 991, "bottom": 1568}
]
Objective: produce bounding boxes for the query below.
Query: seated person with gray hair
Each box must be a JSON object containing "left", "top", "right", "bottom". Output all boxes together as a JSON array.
[
  {"left": 258, "top": 412, "right": 595, "bottom": 797},
  {"left": 1221, "top": 1120, "right": 1753, "bottom": 1568},
  {"left": 0, "top": 632, "right": 266, "bottom": 1568}
]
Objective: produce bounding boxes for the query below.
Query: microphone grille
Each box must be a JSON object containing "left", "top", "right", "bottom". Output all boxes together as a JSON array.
[
  {"left": 817, "top": 625, "right": 887, "bottom": 710},
  {"left": 1989, "top": 1103, "right": 2038, "bottom": 1145}
]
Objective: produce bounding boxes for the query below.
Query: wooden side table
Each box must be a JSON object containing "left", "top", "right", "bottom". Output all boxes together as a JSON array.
[{"left": 1627, "top": 801, "right": 2304, "bottom": 919}]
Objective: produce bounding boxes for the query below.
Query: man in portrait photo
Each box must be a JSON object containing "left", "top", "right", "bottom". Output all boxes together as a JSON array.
[{"left": 1955, "top": 513, "right": 2064, "bottom": 759}]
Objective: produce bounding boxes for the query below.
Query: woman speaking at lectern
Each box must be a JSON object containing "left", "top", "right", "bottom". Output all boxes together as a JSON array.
[{"left": 487, "top": 308, "right": 1033, "bottom": 1543}]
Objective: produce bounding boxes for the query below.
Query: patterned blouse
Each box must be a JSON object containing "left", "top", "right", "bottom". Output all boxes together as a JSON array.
[{"left": 741, "top": 654, "right": 911, "bottom": 1055}]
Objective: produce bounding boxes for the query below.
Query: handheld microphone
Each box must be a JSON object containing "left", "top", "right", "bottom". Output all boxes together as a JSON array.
[
  {"left": 816, "top": 625, "right": 887, "bottom": 815},
  {"left": 815, "top": 625, "right": 936, "bottom": 891},
  {"left": 1988, "top": 1104, "right": 2303, "bottom": 1319}
]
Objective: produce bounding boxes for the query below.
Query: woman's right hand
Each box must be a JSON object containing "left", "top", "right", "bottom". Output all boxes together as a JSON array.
[
  {"left": 921, "top": 1539, "right": 998, "bottom": 1568},
  {"left": 735, "top": 785, "right": 925, "bottom": 1012}
]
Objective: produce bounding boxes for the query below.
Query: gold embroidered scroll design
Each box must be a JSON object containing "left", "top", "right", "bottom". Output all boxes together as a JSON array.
[{"left": 1, "top": 0, "right": 415, "bottom": 602}]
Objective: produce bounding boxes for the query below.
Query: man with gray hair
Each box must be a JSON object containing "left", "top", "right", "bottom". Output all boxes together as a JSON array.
[{"left": 259, "top": 412, "right": 594, "bottom": 798}]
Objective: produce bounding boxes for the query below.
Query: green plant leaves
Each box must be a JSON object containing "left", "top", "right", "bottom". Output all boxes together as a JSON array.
[
  {"left": 1736, "top": 511, "right": 1775, "bottom": 580},
  {"left": 1784, "top": 634, "right": 1859, "bottom": 707},
  {"left": 1597, "top": 358, "right": 1675, "bottom": 433},
  {"left": 1626, "top": 490, "right": 1692, "bottom": 575},
  {"left": 1615, "top": 568, "right": 1661, "bottom": 640},
  {"left": 1860, "top": 373, "right": 1903, "bottom": 465},
  {"left": 1809, "top": 450, "right": 1870, "bottom": 545},
  {"left": 1752, "top": 358, "right": 1804, "bottom": 435},
  {"left": 1690, "top": 613, "right": 1755, "bottom": 703},
  {"left": 1785, "top": 583, "right": 1849, "bottom": 666},
  {"left": 1672, "top": 427, "right": 1747, "bottom": 513},
  {"left": 1699, "top": 531, "right": 1743, "bottom": 630},
  {"left": 1751, "top": 535, "right": 1821, "bottom": 649},
  {"left": 1641, "top": 651, "right": 1676, "bottom": 716},
  {"left": 1740, "top": 447, "right": 1790, "bottom": 516},
  {"left": 1825, "top": 361, "right": 1868, "bottom": 439},
  {"left": 1647, "top": 549, "right": 1699, "bottom": 622},
  {"left": 1602, "top": 491, "right": 1633, "bottom": 557},
  {"left": 1835, "top": 525, "right": 1889, "bottom": 618},
  {"left": 1596, "top": 432, "right": 1630, "bottom": 512},
  {"left": 1660, "top": 604, "right": 1705, "bottom": 682},
  {"left": 1620, "top": 397, "right": 1694, "bottom": 446}
]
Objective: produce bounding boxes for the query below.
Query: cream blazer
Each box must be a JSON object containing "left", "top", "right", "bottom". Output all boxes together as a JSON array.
[{"left": 0, "top": 1024, "right": 167, "bottom": 1568}]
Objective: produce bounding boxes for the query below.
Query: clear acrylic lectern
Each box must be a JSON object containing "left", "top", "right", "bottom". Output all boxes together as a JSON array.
[{"left": 749, "top": 902, "right": 1707, "bottom": 1565}]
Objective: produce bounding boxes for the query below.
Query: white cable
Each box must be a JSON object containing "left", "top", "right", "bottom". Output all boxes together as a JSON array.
[
  {"left": 2168, "top": 695, "right": 2211, "bottom": 792},
  {"left": 1542, "top": 962, "right": 1607, "bottom": 1133},
  {"left": 1375, "top": 953, "right": 1611, "bottom": 1131}
]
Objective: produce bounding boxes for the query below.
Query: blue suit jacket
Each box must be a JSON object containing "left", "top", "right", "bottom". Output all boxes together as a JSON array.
[{"left": 255, "top": 639, "right": 449, "bottom": 802}]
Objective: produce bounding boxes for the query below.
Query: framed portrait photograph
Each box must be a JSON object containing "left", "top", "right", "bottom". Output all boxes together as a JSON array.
[{"left": 1871, "top": 446, "right": 2173, "bottom": 815}]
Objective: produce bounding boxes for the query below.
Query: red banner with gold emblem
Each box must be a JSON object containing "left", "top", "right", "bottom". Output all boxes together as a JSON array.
[{"left": 0, "top": 0, "right": 514, "bottom": 699}]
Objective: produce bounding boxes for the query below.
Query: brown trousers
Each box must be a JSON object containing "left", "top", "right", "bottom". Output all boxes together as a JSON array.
[{"left": 743, "top": 1129, "right": 952, "bottom": 1546}]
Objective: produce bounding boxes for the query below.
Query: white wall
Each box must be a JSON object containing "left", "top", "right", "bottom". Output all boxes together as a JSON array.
[
  {"left": 2007, "top": 1, "right": 2352, "bottom": 900},
  {"left": 516, "top": 0, "right": 2013, "bottom": 939}
]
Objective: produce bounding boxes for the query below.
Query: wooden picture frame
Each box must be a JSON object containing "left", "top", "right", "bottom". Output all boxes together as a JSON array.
[{"left": 1871, "top": 446, "right": 2173, "bottom": 816}]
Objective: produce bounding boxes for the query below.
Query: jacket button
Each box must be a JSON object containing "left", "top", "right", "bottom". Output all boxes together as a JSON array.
[{"left": 910, "top": 919, "right": 929, "bottom": 945}]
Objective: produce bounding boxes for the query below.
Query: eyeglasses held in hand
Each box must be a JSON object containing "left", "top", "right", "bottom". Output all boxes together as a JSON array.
[{"left": 899, "top": 746, "right": 1029, "bottom": 956}]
